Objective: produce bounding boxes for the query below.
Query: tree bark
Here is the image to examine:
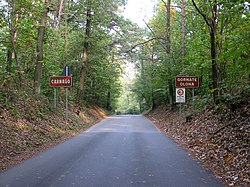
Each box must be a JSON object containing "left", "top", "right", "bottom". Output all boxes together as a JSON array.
[
  {"left": 166, "top": 0, "right": 171, "bottom": 53},
  {"left": 6, "top": 50, "right": 12, "bottom": 73},
  {"left": 210, "top": 1, "right": 219, "bottom": 103},
  {"left": 79, "top": 8, "right": 92, "bottom": 92},
  {"left": 77, "top": 5, "right": 92, "bottom": 104},
  {"left": 7, "top": 0, "right": 22, "bottom": 87},
  {"left": 192, "top": 0, "right": 219, "bottom": 104},
  {"left": 168, "top": 79, "right": 174, "bottom": 108},
  {"left": 57, "top": 0, "right": 66, "bottom": 28},
  {"left": 106, "top": 91, "right": 111, "bottom": 111},
  {"left": 34, "top": 0, "right": 49, "bottom": 94},
  {"left": 181, "top": 0, "right": 186, "bottom": 64},
  {"left": 161, "top": 0, "right": 171, "bottom": 54},
  {"left": 162, "top": 0, "right": 174, "bottom": 109}
]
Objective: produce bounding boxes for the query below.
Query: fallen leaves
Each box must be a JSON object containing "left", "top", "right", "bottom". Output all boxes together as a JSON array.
[
  {"left": 147, "top": 100, "right": 250, "bottom": 187},
  {"left": 0, "top": 105, "right": 107, "bottom": 171}
]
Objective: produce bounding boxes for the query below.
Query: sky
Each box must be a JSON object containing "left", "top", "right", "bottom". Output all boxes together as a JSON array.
[
  {"left": 121, "top": 0, "right": 157, "bottom": 79},
  {"left": 122, "top": 0, "right": 157, "bottom": 27}
]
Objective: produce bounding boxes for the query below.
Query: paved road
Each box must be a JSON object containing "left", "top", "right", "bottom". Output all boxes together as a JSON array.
[{"left": 0, "top": 115, "right": 226, "bottom": 187}]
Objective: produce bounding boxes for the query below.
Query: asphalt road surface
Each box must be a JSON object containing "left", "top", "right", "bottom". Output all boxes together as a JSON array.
[{"left": 0, "top": 115, "right": 226, "bottom": 187}]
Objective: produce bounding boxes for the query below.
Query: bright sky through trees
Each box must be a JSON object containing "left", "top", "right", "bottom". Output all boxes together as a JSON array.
[
  {"left": 121, "top": 0, "right": 157, "bottom": 79},
  {"left": 122, "top": 0, "right": 157, "bottom": 27}
]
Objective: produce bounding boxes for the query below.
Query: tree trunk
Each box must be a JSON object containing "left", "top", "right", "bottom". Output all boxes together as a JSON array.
[
  {"left": 151, "top": 88, "right": 156, "bottom": 110},
  {"left": 6, "top": 50, "right": 12, "bottom": 72},
  {"left": 181, "top": 0, "right": 186, "bottom": 64},
  {"left": 210, "top": 1, "right": 219, "bottom": 103},
  {"left": 79, "top": 8, "right": 92, "bottom": 92},
  {"left": 168, "top": 79, "right": 174, "bottom": 108},
  {"left": 106, "top": 91, "right": 111, "bottom": 111},
  {"left": 166, "top": 0, "right": 171, "bottom": 54},
  {"left": 34, "top": 0, "right": 49, "bottom": 94},
  {"left": 160, "top": 0, "right": 171, "bottom": 53},
  {"left": 7, "top": 0, "right": 21, "bottom": 86},
  {"left": 80, "top": 48, "right": 87, "bottom": 91},
  {"left": 192, "top": 0, "right": 219, "bottom": 104},
  {"left": 165, "top": 0, "right": 174, "bottom": 108},
  {"left": 77, "top": 6, "right": 92, "bottom": 104},
  {"left": 57, "top": 0, "right": 66, "bottom": 28}
]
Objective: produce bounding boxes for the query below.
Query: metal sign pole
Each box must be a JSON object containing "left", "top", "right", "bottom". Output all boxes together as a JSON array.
[
  {"left": 179, "top": 103, "right": 182, "bottom": 124},
  {"left": 54, "top": 88, "right": 57, "bottom": 112},
  {"left": 192, "top": 88, "right": 194, "bottom": 113},
  {"left": 66, "top": 66, "right": 69, "bottom": 119},
  {"left": 50, "top": 65, "right": 72, "bottom": 119}
]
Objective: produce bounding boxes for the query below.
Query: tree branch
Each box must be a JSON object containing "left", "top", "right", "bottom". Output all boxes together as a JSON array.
[
  {"left": 160, "top": 0, "right": 168, "bottom": 10},
  {"left": 57, "top": 0, "right": 66, "bottom": 28},
  {"left": 143, "top": 20, "right": 167, "bottom": 50},
  {"left": 125, "top": 38, "right": 157, "bottom": 53},
  {"left": 191, "top": 0, "right": 211, "bottom": 29}
]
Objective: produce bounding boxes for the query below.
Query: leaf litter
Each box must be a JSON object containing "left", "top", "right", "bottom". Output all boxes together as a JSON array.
[{"left": 147, "top": 99, "right": 249, "bottom": 187}]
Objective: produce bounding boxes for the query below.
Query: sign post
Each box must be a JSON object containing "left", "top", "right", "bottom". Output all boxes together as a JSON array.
[
  {"left": 176, "top": 88, "right": 186, "bottom": 103},
  {"left": 54, "top": 88, "right": 56, "bottom": 112},
  {"left": 175, "top": 76, "right": 199, "bottom": 112},
  {"left": 50, "top": 76, "right": 73, "bottom": 87},
  {"left": 192, "top": 88, "right": 195, "bottom": 113},
  {"left": 175, "top": 76, "right": 200, "bottom": 122},
  {"left": 175, "top": 76, "right": 199, "bottom": 88},
  {"left": 50, "top": 66, "right": 73, "bottom": 119},
  {"left": 176, "top": 88, "right": 185, "bottom": 122},
  {"left": 65, "top": 66, "right": 69, "bottom": 119}
]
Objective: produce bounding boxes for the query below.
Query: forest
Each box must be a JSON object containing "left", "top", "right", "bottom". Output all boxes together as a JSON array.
[
  {"left": 0, "top": 0, "right": 249, "bottom": 185},
  {"left": 0, "top": 0, "right": 249, "bottom": 113}
]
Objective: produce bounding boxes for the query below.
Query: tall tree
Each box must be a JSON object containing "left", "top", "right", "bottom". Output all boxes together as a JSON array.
[
  {"left": 161, "top": 0, "right": 174, "bottom": 108},
  {"left": 34, "top": 0, "right": 50, "bottom": 94},
  {"left": 161, "top": 0, "right": 171, "bottom": 53},
  {"left": 191, "top": 0, "right": 219, "bottom": 103},
  {"left": 6, "top": 0, "right": 20, "bottom": 78},
  {"left": 77, "top": 1, "right": 92, "bottom": 104},
  {"left": 181, "top": 0, "right": 186, "bottom": 64},
  {"left": 57, "top": 0, "right": 66, "bottom": 28}
]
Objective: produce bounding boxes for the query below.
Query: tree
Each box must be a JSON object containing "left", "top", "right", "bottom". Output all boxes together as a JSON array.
[
  {"left": 161, "top": 0, "right": 175, "bottom": 108},
  {"left": 79, "top": 4, "right": 91, "bottom": 94},
  {"left": 34, "top": 0, "right": 50, "bottom": 94},
  {"left": 56, "top": 0, "right": 66, "bottom": 29},
  {"left": 6, "top": 0, "right": 22, "bottom": 87},
  {"left": 191, "top": 0, "right": 219, "bottom": 104},
  {"left": 181, "top": 0, "right": 186, "bottom": 64}
]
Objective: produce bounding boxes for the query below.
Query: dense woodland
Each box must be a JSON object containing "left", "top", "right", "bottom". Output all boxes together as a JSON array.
[
  {"left": 0, "top": 0, "right": 132, "bottom": 113},
  {"left": 131, "top": 0, "right": 249, "bottom": 113},
  {"left": 0, "top": 1, "right": 249, "bottom": 185},
  {"left": 0, "top": 0, "right": 249, "bottom": 113}
]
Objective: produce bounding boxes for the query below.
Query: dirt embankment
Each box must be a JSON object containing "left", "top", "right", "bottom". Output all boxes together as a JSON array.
[
  {"left": 0, "top": 105, "right": 107, "bottom": 171},
  {"left": 147, "top": 102, "right": 249, "bottom": 187}
]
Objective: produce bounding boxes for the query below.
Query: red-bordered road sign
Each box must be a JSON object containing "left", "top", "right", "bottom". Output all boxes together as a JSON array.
[
  {"left": 50, "top": 76, "right": 73, "bottom": 87},
  {"left": 177, "top": 88, "right": 184, "bottom": 96},
  {"left": 176, "top": 88, "right": 185, "bottom": 103},
  {"left": 175, "top": 76, "right": 199, "bottom": 88}
]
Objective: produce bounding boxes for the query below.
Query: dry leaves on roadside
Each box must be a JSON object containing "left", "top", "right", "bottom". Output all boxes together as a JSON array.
[{"left": 147, "top": 103, "right": 250, "bottom": 187}]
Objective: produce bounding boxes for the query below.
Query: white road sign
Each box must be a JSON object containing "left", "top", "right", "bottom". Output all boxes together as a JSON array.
[{"left": 176, "top": 88, "right": 185, "bottom": 103}]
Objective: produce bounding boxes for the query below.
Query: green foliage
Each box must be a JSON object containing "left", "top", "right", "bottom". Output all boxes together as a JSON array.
[
  {"left": 116, "top": 76, "right": 141, "bottom": 114},
  {"left": 0, "top": 0, "right": 249, "bottom": 116},
  {"left": 0, "top": 0, "right": 141, "bottom": 114},
  {"left": 129, "top": 0, "right": 250, "bottom": 111}
]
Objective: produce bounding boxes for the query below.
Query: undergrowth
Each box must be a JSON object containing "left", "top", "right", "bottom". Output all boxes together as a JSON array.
[{"left": 0, "top": 84, "right": 107, "bottom": 171}]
